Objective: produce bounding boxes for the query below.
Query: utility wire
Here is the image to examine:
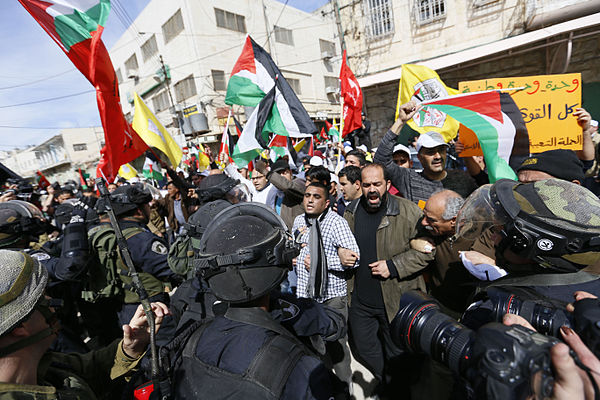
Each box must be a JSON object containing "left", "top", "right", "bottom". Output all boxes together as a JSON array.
[{"left": 0, "top": 89, "right": 94, "bottom": 109}]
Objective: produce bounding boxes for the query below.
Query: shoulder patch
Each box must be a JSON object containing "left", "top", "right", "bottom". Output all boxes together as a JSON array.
[
  {"left": 521, "top": 158, "right": 537, "bottom": 166},
  {"left": 151, "top": 241, "right": 168, "bottom": 255}
]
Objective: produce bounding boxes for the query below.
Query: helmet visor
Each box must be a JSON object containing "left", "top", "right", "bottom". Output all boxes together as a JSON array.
[{"left": 455, "top": 184, "right": 510, "bottom": 240}]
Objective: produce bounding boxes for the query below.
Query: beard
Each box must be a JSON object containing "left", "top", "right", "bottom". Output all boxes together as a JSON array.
[{"left": 365, "top": 191, "right": 386, "bottom": 212}]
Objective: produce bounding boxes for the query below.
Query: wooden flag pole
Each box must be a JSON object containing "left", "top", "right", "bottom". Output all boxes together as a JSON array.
[{"left": 336, "top": 96, "right": 344, "bottom": 174}]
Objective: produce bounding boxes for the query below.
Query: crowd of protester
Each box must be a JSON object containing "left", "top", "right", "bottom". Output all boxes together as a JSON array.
[{"left": 1, "top": 103, "right": 600, "bottom": 399}]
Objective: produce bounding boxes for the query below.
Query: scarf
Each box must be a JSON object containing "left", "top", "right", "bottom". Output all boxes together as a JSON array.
[{"left": 306, "top": 209, "right": 329, "bottom": 299}]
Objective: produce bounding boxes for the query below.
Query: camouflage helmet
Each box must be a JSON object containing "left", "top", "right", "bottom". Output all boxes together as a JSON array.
[
  {"left": 0, "top": 250, "right": 48, "bottom": 336},
  {"left": 0, "top": 200, "right": 48, "bottom": 248},
  {"left": 456, "top": 178, "right": 600, "bottom": 273}
]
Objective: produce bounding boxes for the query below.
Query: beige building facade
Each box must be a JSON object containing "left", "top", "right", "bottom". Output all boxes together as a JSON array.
[
  {"left": 331, "top": 0, "right": 600, "bottom": 144},
  {"left": 109, "top": 0, "right": 342, "bottom": 148}
]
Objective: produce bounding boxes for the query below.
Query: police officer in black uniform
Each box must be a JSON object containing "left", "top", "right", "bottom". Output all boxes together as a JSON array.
[{"left": 164, "top": 203, "right": 340, "bottom": 400}]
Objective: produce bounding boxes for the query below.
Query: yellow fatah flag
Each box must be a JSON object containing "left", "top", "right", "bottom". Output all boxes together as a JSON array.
[
  {"left": 396, "top": 64, "right": 460, "bottom": 142},
  {"left": 293, "top": 139, "right": 306, "bottom": 153},
  {"left": 132, "top": 92, "right": 183, "bottom": 167},
  {"left": 196, "top": 144, "right": 211, "bottom": 171},
  {"left": 118, "top": 163, "right": 138, "bottom": 180}
]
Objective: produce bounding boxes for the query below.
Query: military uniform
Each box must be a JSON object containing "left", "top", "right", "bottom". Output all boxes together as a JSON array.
[{"left": 0, "top": 340, "right": 142, "bottom": 400}]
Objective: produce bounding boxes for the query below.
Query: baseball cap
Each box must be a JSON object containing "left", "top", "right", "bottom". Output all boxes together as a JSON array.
[
  {"left": 416, "top": 132, "right": 449, "bottom": 153},
  {"left": 517, "top": 149, "right": 585, "bottom": 183},
  {"left": 393, "top": 143, "right": 411, "bottom": 156}
]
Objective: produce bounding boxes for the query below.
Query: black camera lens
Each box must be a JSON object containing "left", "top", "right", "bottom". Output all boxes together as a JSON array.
[
  {"left": 391, "top": 290, "right": 474, "bottom": 374},
  {"left": 486, "top": 288, "right": 572, "bottom": 337}
]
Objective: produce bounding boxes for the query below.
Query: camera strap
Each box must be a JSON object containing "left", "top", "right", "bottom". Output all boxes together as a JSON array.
[{"left": 485, "top": 271, "right": 598, "bottom": 288}]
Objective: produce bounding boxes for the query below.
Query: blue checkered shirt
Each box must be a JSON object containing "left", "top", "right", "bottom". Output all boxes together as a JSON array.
[{"left": 292, "top": 208, "right": 360, "bottom": 302}]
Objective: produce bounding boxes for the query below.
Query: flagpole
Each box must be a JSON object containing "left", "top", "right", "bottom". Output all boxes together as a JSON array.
[
  {"left": 219, "top": 109, "right": 232, "bottom": 169},
  {"left": 336, "top": 96, "right": 344, "bottom": 174}
]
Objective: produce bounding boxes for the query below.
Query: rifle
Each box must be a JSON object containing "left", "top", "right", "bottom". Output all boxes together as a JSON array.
[{"left": 95, "top": 178, "right": 160, "bottom": 379}]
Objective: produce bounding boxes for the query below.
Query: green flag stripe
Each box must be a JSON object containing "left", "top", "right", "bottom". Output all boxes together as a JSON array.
[
  {"left": 225, "top": 75, "right": 266, "bottom": 107},
  {"left": 54, "top": 1, "right": 111, "bottom": 51},
  {"left": 426, "top": 104, "right": 517, "bottom": 182}
]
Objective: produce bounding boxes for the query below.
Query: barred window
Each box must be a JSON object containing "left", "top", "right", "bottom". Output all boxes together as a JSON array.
[
  {"left": 162, "top": 9, "right": 185, "bottom": 43},
  {"left": 214, "top": 8, "right": 246, "bottom": 33},
  {"left": 141, "top": 34, "right": 158, "bottom": 62},
  {"left": 417, "top": 0, "right": 446, "bottom": 25},
  {"left": 274, "top": 26, "right": 294, "bottom": 46},
  {"left": 364, "top": 0, "right": 394, "bottom": 39},
  {"left": 211, "top": 70, "right": 226, "bottom": 91},
  {"left": 125, "top": 53, "right": 139, "bottom": 75},
  {"left": 174, "top": 75, "right": 197, "bottom": 102},
  {"left": 152, "top": 91, "right": 170, "bottom": 113},
  {"left": 72, "top": 143, "right": 87, "bottom": 152},
  {"left": 287, "top": 78, "right": 301, "bottom": 95}
]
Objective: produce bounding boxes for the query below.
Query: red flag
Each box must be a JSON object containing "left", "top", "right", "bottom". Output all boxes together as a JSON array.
[
  {"left": 268, "top": 135, "right": 288, "bottom": 148},
  {"left": 339, "top": 50, "right": 363, "bottom": 138},
  {"left": 308, "top": 136, "right": 314, "bottom": 157},
  {"left": 35, "top": 171, "right": 50, "bottom": 190},
  {"left": 19, "top": 1, "right": 148, "bottom": 180},
  {"left": 96, "top": 147, "right": 110, "bottom": 179}
]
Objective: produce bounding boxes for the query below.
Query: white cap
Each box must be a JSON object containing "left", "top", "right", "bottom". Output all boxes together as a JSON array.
[
  {"left": 309, "top": 156, "right": 324, "bottom": 167},
  {"left": 343, "top": 145, "right": 353, "bottom": 153},
  {"left": 416, "top": 131, "right": 449, "bottom": 153},
  {"left": 393, "top": 143, "right": 411, "bottom": 156},
  {"left": 357, "top": 144, "right": 368, "bottom": 153}
]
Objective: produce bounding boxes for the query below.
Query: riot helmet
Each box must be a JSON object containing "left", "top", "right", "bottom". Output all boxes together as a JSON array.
[
  {"left": 195, "top": 174, "right": 247, "bottom": 204},
  {"left": 94, "top": 183, "right": 152, "bottom": 216},
  {"left": 455, "top": 179, "right": 600, "bottom": 273},
  {"left": 194, "top": 203, "right": 299, "bottom": 303},
  {"left": 0, "top": 200, "right": 51, "bottom": 248}
]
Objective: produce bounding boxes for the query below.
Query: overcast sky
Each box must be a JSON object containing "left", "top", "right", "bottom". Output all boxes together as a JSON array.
[{"left": 1, "top": 0, "right": 329, "bottom": 151}]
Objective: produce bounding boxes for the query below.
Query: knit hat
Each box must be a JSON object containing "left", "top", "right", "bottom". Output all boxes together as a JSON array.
[{"left": 517, "top": 149, "right": 585, "bottom": 183}]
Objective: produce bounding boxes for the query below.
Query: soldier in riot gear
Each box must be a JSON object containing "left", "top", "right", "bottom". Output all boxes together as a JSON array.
[
  {"left": 162, "top": 203, "right": 342, "bottom": 400},
  {"left": 0, "top": 249, "right": 168, "bottom": 400},
  {"left": 455, "top": 178, "right": 600, "bottom": 330},
  {"left": 87, "top": 183, "right": 180, "bottom": 346}
]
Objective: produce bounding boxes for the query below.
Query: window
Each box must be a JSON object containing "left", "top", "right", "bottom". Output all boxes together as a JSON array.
[
  {"left": 287, "top": 78, "right": 301, "bottom": 95},
  {"left": 274, "top": 26, "right": 294, "bottom": 46},
  {"left": 141, "top": 34, "right": 158, "bottom": 62},
  {"left": 125, "top": 54, "right": 139, "bottom": 76},
  {"left": 416, "top": 0, "right": 446, "bottom": 25},
  {"left": 174, "top": 75, "right": 197, "bottom": 102},
  {"left": 319, "top": 39, "right": 336, "bottom": 58},
  {"left": 115, "top": 68, "right": 123, "bottom": 83},
  {"left": 214, "top": 8, "right": 246, "bottom": 33},
  {"left": 364, "top": 0, "right": 394, "bottom": 38},
  {"left": 152, "top": 91, "right": 171, "bottom": 113},
  {"left": 162, "top": 9, "right": 185, "bottom": 43},
  {"left": 211, "top": 70, "right": 226, "bottom": 91},
  {"left": 72, "top": 143, "right": 87, "bottom": 152}
]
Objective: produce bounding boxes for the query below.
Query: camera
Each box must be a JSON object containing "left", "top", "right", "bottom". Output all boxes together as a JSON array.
[{"left": 391, "top": 290, "right": 557, "bottom": 400}]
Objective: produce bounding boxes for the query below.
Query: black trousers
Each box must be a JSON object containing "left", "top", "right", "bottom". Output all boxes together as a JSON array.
[{"left": 347, "top": 295, "right": 402, "bottom": 382}]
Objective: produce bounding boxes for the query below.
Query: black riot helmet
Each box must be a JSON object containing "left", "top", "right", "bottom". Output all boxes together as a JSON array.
[
  {"left": 194, "top": 203, "right": 299, "bottom": 303},
  {"left": 0, "top": 200, "right": 52, "bottom": 248},
  {"left": 94, "top": 183, "right": 152, "bottom": 216},
  {"left": 455, "top": 179, "right": 600, "bottom": 273}
]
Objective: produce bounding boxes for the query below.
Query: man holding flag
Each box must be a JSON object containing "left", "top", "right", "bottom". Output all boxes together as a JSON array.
[{"left": 374, "top": 102, "right": 478, "bottom": 204}]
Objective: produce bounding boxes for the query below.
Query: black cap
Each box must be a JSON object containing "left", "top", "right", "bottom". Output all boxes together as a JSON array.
[
  {"left": 271, "top": 158, "right": 289, "bottom": 173},
  {"left": 517, "top": 149, "right": 585, "bottom": 183}
]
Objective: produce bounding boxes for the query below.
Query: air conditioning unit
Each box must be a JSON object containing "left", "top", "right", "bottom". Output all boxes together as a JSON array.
[
  {"left": 325, "top": 86, "right": 338, "bottom": 95},
  {"left": 321, "top": 51, "right": 334, "bottom": 60},
  {"left": 127, "top": 69, "right": 139, "bottom": 79}
]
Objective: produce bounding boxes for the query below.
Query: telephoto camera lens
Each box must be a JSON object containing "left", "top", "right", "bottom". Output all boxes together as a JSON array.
[{"left": 391, "top": 290, "right": 474, "bottom": 375}]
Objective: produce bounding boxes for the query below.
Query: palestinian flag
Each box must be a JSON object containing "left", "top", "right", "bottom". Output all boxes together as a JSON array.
[
  {"left": 36, "top": 171, "right": 51, "bottom": 190},
  {"left": 325, "top": 120, "right": 340, "bottom": 142},
  {"left": 219, "top": 110, "right": 235, "bottom": 163},
  {"left": 423, "top": 91, "right": 529, "bottom": 182},
  {"left": 78, "top": 168, "right": 90, "bottom": 189},
  {"left": 19, "top": 0, "right": 147, "bottom": 179},
  {"left": 225, "top": 36, "right": 315, "bottom": 166},
  {"left": 142, "top": 157, "right": 163, "bottom": 181}
]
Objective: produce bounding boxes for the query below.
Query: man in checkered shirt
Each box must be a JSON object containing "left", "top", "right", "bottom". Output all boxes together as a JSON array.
[{"left": 292, "top": 182, "right": 359, "bottom": 394}]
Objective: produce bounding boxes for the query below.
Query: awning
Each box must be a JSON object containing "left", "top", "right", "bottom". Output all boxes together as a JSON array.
[{"left": 357, "top": 12, "right": 600, "bottom": 88}]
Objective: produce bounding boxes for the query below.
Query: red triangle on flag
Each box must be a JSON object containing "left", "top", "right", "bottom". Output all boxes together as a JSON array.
[{"left": 268, "top": 134, "right": 287, "bottom": 148}]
